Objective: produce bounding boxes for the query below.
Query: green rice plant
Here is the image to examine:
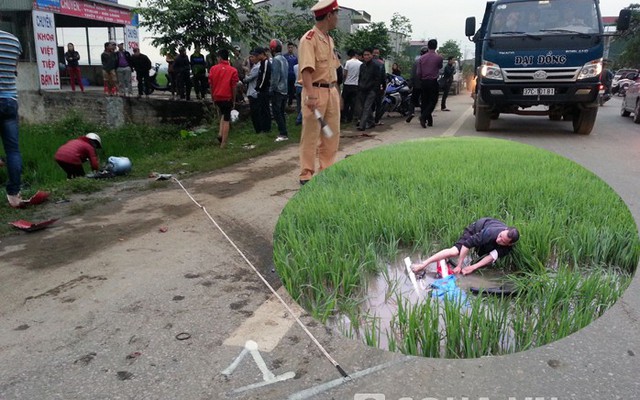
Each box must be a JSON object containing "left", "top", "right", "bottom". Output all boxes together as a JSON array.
[
  {"left": 273, "top": 137, "right": 640, "bottom": 358},
  {"left": 390, "top": 295, "right": 441, "bottom": 357}
]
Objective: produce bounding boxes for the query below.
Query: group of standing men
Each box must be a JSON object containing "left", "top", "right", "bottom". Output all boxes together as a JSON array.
[
  {"left": 100, "top": 41, "right": 153, "bottom": 99},
  {"left": 240, "top": 41, "right": 299, "bottom": 143}
]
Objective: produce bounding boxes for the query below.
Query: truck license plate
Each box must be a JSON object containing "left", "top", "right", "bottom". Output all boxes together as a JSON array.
[{"left": 523, "top": 88, "right": 555, "bottom": 96}]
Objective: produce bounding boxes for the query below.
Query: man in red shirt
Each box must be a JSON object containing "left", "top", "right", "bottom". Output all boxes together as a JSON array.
[
  {"left": 209, "top": 48, "right": 239, "bottom": 148},
  {"left": 54, "top": 133, "right": 101, "bottom": 178}
]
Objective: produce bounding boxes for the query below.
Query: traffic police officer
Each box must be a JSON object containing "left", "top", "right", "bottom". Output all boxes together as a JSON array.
[{"left": 297, "top": 0, "right": 341, "bottom": 185}]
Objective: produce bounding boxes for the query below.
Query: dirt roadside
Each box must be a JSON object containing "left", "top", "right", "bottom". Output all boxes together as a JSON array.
[{"left": 0, "top": 105, "right": 446, "bottom": 399}]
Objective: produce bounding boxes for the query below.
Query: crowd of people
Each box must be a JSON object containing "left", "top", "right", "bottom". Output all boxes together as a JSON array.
[{"left": 2, "top": 0, "right": 461, "bottom": 208}]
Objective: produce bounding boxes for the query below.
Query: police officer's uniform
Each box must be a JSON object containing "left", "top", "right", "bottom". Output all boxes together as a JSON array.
[{"left": 298, "top": 0, "right": 341, "bottom": 183}]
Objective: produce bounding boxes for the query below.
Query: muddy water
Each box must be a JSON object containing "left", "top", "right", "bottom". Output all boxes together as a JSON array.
[{"left": 328, "top": 256, "right": 509, "bottom": 350}]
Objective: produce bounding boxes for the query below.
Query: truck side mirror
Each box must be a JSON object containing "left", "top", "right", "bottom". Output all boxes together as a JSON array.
[
  {"left": 617, "top": 9, "right": 631, "bottom": 31},
  {"left": 466, "top": 17, "right": 477, "bottom": 38}
]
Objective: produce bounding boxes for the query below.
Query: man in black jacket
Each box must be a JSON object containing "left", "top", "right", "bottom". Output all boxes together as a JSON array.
[
  {"left": 411, "top": 218, "right": 520, "bottom": 276},
  {"left": 255, "top": 47, "right": 272, "bottom": 133},
  {"left": 174, "top": 47, "right": 192, "bottom": 101},
  {"left": 440, "top": 57, "right": 456, "bottom": 111},
  {"left": 357, "top": 48, "right": 378, "bottom": 131},
  {"left": 130, "top": 47, "right": 152, "bottom": 98}
]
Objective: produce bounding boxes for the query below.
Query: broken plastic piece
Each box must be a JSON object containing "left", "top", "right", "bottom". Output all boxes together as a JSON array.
[
  {"left": 149, "top": 172, "right": 173, "bottom": 181},
  {"left": 9, "top": 218, "right": 58, "bottom": 232}
]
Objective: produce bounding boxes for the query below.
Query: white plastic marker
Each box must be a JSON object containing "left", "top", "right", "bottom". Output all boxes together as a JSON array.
[
  {"left": 404, "top": 257, "right": 422, "bottom": 298},
  {"left": 439, "top": 259, "right": 449, "bottom": 278},
  {"left": 314, "top": 109, "right": 334, "bottom": 138}
]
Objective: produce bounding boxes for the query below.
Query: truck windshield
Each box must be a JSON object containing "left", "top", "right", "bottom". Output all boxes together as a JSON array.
[{"left": 490, "top": 0, "right": 600, "bottom": 36}]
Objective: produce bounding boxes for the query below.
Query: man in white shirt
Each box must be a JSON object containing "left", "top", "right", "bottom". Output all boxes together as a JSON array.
[{"left": 341, "top": 49, "right": 362, "bottom": 123}]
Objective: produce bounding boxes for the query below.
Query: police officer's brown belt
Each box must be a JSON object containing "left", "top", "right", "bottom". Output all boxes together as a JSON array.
[{"left": 312, "top": 82, "right": 337, "bottom": 88}]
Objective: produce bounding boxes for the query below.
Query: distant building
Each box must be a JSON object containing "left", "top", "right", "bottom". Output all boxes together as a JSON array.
[
  {"left": 254, "top": 0, "right": 371, "bottom": 35},
  {"left": 405, "top": 40, "right": 431, "bottom": 59}
]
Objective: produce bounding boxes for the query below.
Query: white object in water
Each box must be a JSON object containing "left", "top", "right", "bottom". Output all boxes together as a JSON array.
[
  {"left": 439, "top": 259, "right": 449, "bottom": 278},
  {"left": 404, "top": 257, "right": 422, "bottom": 298}
]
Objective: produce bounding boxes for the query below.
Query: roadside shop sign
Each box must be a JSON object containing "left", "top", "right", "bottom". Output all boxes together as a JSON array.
[{"left": 32, "top": 10, "right": 60, "bottom": 90}]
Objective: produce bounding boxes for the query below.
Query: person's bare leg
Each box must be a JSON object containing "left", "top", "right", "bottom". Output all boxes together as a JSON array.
[
  {"left": 220, "top": 120, "right": 230, "bottom": 148},
  {"left": 411, "top": 246, "right": 459, "bottom": 273}
]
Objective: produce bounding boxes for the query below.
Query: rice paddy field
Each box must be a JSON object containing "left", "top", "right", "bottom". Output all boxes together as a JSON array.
[{"left": 273, "top": 137, "right": 640, "bottom": 359}]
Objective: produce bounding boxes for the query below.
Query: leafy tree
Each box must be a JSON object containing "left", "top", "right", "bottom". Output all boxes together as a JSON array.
[
  {"left": 616, "top": 4, "right": 640, "bottom": 68},
  {"left": 135, "top": 0, "right": 269, "bottom": 54},
  {"left": 388, "top": 12, "right": 412, "bottom": 69},
  {"left": 389, "top": 13, "right": 412, "bottom": 39},
  {"left": 342, "top": 22, "right": 391, "bottom": 57},
  {"left": 267, "top": 0, "right": 315, "bottom": 44},
  {"left": 438, "top": 39, "right": 462, "bottom": 60}
]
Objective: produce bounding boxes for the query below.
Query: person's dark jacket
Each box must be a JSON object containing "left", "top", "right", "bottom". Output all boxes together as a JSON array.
[
  {"left": 173, "top": 53, "right": 191, "bottom": 75},
  {"left": 358, "top": 60, "right": 379, "bottom": 92},
  {"left": 443, "top": 63, "right": 455, "bottom": 84},
  {"left": 256, "top": 59, "right": 271, "bottom": 93},
  {"left": 130, "top": 53, "right": 152, "bottom": 73},
  {"left": 374, "top": 57, "right": 386, "bottom": 91},
  {"left": 101, "top": 51, "right": 117, "bottom": 72},
  {"left": 410, "top": 56, "right": 421, "bottom": 89},
  {"left": 64, "top": 51, "right": 80, "bottom": 67}
]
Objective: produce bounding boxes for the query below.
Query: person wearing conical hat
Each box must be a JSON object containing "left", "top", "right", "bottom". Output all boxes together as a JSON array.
[{"left": 297, "top": 0, "right": 341, "bottom": 185}]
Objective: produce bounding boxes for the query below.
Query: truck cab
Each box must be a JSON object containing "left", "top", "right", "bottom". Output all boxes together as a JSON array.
[{"left": 466, "top": 0, "right": 630, "bottom": 134}]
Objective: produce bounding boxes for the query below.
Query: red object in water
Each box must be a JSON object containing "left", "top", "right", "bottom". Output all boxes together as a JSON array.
[
  {"left": 9, "top": 218, "right": 58, "bottom": 232},
  {"left": 436, "top": 262, "right": 455, "bottom": 278}
]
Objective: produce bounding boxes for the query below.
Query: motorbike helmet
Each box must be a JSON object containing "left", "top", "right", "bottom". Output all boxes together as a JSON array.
[
  {"left": 269, "top": 39, "right": 283, "bottom": 53},
  {"left": 105, "top": 156, "right": 132, "bottom": 176},
  {"left": 85, "top": 133, "right": 102, "bottom": 148}
]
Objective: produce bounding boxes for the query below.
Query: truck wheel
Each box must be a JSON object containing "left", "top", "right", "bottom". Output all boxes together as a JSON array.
[
  {"left": 475, "top": 97, "right": 491, "bottom": 131},
  {"left": 572, "top": 107, "right": 597, "bottom": 135},
  {"left": 633, "top": 101, "right": 640, "bottom": 124}
]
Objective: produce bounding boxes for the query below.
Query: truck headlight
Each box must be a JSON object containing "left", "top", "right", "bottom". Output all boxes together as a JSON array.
[
  {"left": 480, "top": 61, "right": 504, "bottom": 81},
  {"left": 577, "top": 59, "right": 603, "bottom": 80}
]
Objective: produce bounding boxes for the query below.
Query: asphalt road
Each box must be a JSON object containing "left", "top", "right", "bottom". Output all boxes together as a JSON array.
[{"left": 1, "top": 94, "right": 638, "bottom": 400}]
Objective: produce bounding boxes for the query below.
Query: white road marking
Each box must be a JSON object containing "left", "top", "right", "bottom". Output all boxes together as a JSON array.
[
  {"left": 287, "top": 357, "right": 410, "bottom": 400},
  {"left": 222, "top": 340, "right": 296, "bottom": 394},
  {"left": 223, "top": 287, "right": 302, "bottom": 352},
  {"left": 441, "top": 105, "right": 473, "bottom": 137}
]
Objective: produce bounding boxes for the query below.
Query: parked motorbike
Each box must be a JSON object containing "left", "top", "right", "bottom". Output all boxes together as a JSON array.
[
  {"left": 381, "top": 74, "right": 412, "bottom": 116},
  {"left": 147, "top": 63, "right": 173, "bottom": 95},
  {"left": 597, "top": 83, "right": 611, "bottom": 106}
]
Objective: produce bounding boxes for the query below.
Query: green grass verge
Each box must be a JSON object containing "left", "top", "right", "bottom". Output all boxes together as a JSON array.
[
  {"left": 0, "top": 110, "right": 301, "bottom": 235},
  {"left": 273, "top": 137, "right": 640, "bottom": 357}
]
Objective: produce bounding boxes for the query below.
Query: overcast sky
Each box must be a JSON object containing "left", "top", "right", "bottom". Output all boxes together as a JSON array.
[
  {"left": 339, "top": 0, "right": 632, "bottom": 57},
  {"left": 120, "top": 0, "right": 633, "bottom": 63}
]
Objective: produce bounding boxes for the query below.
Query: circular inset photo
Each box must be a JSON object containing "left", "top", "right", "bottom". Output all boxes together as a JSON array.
[{"left": 274, "top": 137, "right": 639, "bottom": 358}]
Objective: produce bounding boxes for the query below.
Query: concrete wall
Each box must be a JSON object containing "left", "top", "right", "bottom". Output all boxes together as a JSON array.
[{"left": 18, "top": 91, "right": 217, "bottom": 128}]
